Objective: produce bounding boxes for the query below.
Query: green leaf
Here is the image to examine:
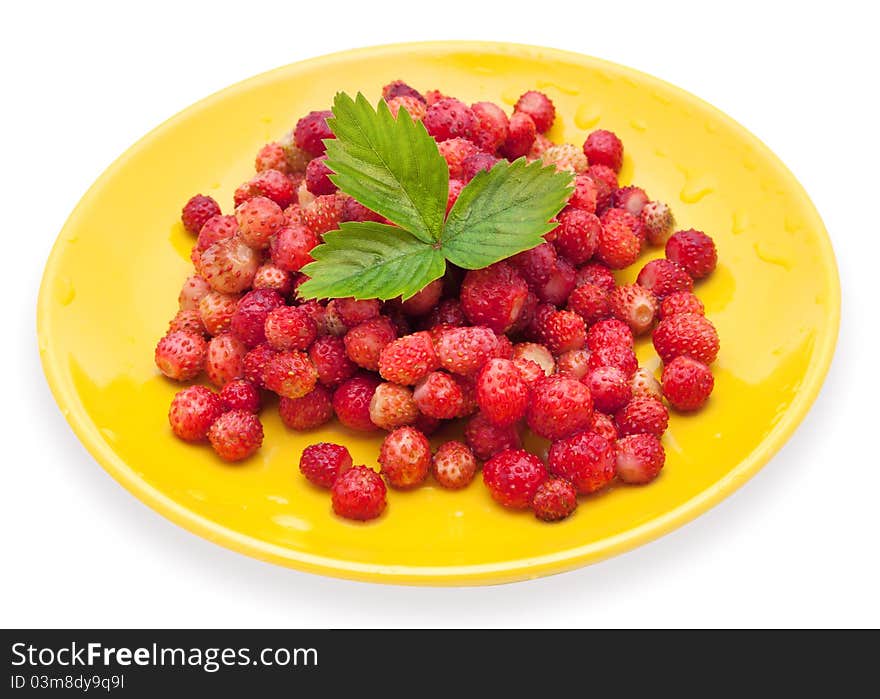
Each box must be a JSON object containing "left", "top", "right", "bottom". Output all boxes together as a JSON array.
[
  {"left": 297, "top": 222, "right": 446, "bottom": 301},
  {"left": 441, "top": 158, "right": 573, "bottom": 269},
  {"left": 324, "top": 93, "right": 448, "bottom": 244}
]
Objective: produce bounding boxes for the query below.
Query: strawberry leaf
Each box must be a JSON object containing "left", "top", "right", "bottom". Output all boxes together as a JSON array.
[
  {"left": 297, "top": 222, "right": 446, "bottom": 301},
  {"left": 324, "top": 93, "right": 448, "bottom": 244},
  {"left": 441, "top": 158, "right": 573, "bottom": 269}
]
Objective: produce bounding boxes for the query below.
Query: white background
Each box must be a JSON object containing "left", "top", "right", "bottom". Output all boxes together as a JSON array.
[{"left": 3, "top": 0, "right": 878, "bottom": 628}]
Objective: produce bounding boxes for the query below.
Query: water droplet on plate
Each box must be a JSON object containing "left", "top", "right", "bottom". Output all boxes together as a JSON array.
[
  {"left": 732, "top": 211, "right": 750, "bottom": 235},
  {"left": 680, "top": 175, "right": 715, "bottom": 204},
  {"left": 629, "top": 118, "right": 647, "bottom": 132},
  {"left": 501, "top": 86, "right": 521, "bottom": 106},
  {"left": 753, "top": 241, "right": 792, "bottom": 270},
  {"left": 784, "top": 214, "right": 802, "bottom": 233},
  {"left": 536, "top": 80, "right": 579, "bottom": 96},
  {"left": 55, "top": 276, "right": 75, "bottom": 306},
  {"left": 652, "top": 90, "right": 673, "bottom": 105},
  {"left": 575, "top": 103, "right": 601, "bottom": 130}
]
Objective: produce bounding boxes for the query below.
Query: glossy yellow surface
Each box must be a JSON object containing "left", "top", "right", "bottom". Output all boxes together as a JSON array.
[{"left": 37, "top": 42, "right": 839, "bottom": 585}]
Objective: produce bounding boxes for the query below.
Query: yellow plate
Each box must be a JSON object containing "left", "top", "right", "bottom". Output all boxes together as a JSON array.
[{"left": 37, "top": 42, "right": 839, "bottom": 585}]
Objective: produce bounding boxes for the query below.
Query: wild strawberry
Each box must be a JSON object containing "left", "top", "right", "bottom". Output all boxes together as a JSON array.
[
  {"left": 528, "top": 133, "right": 553, "bottom": 159},
  {"left": 424, "top": 89, "right": 446, "bottom": 106},
  {"left": 219, "top": 379, "right": 261, "bottom": 413},
  {"left": 527, "top": 375, "right": 593, "bottom": 440},
  {"left": 548, "top": 431, "right": 615, "bottom": 494},
  {"left": 461, "top": 152, "right": 499, "bottom": 183},
  {"left": 423, "top": 98, "right": 477, "bottom": 142},
  {"left": 514, "top": 90, "right": 555, "bottom": 133},
  {"left": 294, "top": 110, "right": 334, "bottom": 157},
  {"left": 296, "top": 179, "right": 315, "bottom": 209},
  {"left": 465, "top": 412, "right": 522, "bottom": 461},
  {"left": 269, "top": 224, "right": 319, "bottom": 273},
  {"left": 641, "top": 201, "right": 674, "bottom": 245},
  {"left": 659, "top": 291, "right": 705, "bottom": 319},
  {"left": 509, "top": 291, "right": 539, "bottom": 336},
  {"left": 438, "top": 137, "right": 479, "bottom": 179},
  {"left": 207, "top": 410, "right": 263, "bottom": 462},
  {"left": 246, "top": 169, "right": 295, "bottom": 208},
  {"left": 302, "top": 194, "right": 343, "bottom": 235},
  {"left": 474, "top": 358, "right": 529, "bottom": 427},
  {"left": 253, "top": 264, "right": 293, "bottom": 296},
  {"left": 320, "top": 302, "right": 347, "bottom": 337},
  {"left": 636, "top": 260, "right": 692, "bottom": 301},
  {"left": 279, "top": 384, "right": 334, "bottom": 430},
  {"left": 332, "top": 373, "right": 381, "bottom": 431},
  {"left": 325, "top": 297, "right": 379, "bottom": 328},
  {"left": 155, "top": 331, "right": 206, "bottom": 381},
  {"left": 449, "top": 374, "right": 477, "bottom": 417},
  {"left": 615, "top": 434, "right": 665, "bottom": 484},
  {"left": 666, "top": 229, "right": 717, "bottom": 279},
  {"left": 535, "top": 258, "right": 577, "bottom": 305},
  {"left": 378, "top": 331, "right": 439, "bottom": 385},
  {"left": 542, "top": 143, "right": 588, "bottom": 173},
  {"left": 432, "top": 441, "right": 478, "bottom": 490},
  {"left": 413, "top": 371, "right": 464, "bottom": 420},
  {"left": 229, "top": 289, "right": 284, "bottom": 348},
  {"left": 264, "top": 350, "right": 317, "bottom": 399},
  {"left": 341, "top": 197, "right": 383, "bottom": 223},
  {"left": 586, "top": 365, "right": 632, "bottom": 413},
  {"left": 255, "top": 142, "right": 289, "bottom": 173},
  {"left": 332, "top": 466, "right": 386, "bottom": 520},
  {"left": 369, "top": 382, "right": 419, "bottom": 431},
  {"left": 299, "top": 442, "right": 353, "bottom": 488},
  {"left": 631, "top": 366, "right": 662, "bottom": 399},
  {"left": 460, "top": 262, "right": 528, "bottom": 333},
  {"left": 662, "top": 356, "right": 714, "bottom": 411},
  {"left": 612, "top": 185, "right": 649, "bottom": 216},
  {"left": 615, "top": 396, "right": 669, "bottom": 437},
  {"left": 609, "top": 284, "right": 659, "bottom": 335},
  {"left": 556, "top": 349, "right": 591, "bottom": 379},
  {"left": 483, "top": 449, "right": 548, "bottom": 509},
  {"left": 196, "top": 214, "right": 238, "bottom": 252},
  {"left": 592, "top": 412, "right": 618, "bottom": 442},
  {"left": 168, "top": 386, "right": 223, "bottom": 442},
  {"left": 576, "top": 261, "right": 616, "bottom": 294},
  {"left": 583, "top": 129, "right": 623, "bottom": 172},
  {"left": 511, "top": 242, "right": 557, "bottom": 288},
  {"left": 653, "top": 312, "right": 719, "bottom": 364},
  {"left": 555, "top": 208, "right": 600, "bottom": 265},
  {"left": 242, "top": 344, "right": 276, "bottom": 388},
  {"left": 567, "top": 283, "right": 610, "bottom": 325},
  {"left": 205, "top": 332, "right": 247, "bottom": 387},
  {"left": 447, "top": 179, "right": 464, "bottom": 213},
  {"left": 263, "top": 306, "right": 316, "bottom": 352},
  {"left": 182, "top": 194, "right": 221, "bottom": 235},
  {"left": 500, "top": 112, "right": 537, "bottom": 159},
  {"left": 178, "top": 275, "right": 211, "bottom": 311},
  {"left": 532, "top": 478, "right": 578, "bottom": 521},
  {"left": 511, "top": 342, "right": 555, "bottom": 376},
  {"left": 513, "top": 357, "right": 545, "bottom": 386},
  {"left": 305, "top": 155, "right": 336, "bottom": 196},
  {"left": 539, "top": 310, "right": 586, "bottom": 354},
  {"left": 587, "top": 343, "right": 638, "bottom": 377},
  {"left": 386, "top": 95, "right": 427, "bottom": 120},
  {"left": 569, "top": 173, "right": 598, "bottom": 213},
  {"left": 398, "top": 279, "right": 443, "bottom": 317},
  {"left": 382, "top": 80, "right": 425, "bottom": 103},
  {"left": 470, "top": 101, "right": 509, "bottom": 152},
  {"left": 198, "top": 237, "right": 259, "bottom": 293},
  {"left": 597, "top": 217, "right": 640, "bottom": 269},
  {"left": 280, "top": 134, "right": 311, "bottom": 173},
  {"left": 379, "top": 426, "right": 431, "bottom": 489},
  {"left": 168, "top": 309, "right": 206, "bottom": 336},
  {"left": 341, "top": 316, "right": 396, "bottom": 371},
  {"left": 235, "top": 196, "right": 285, "bottom": 249},
  {"left": 587, "top": 318, "right": 634, "bottom": 351}
]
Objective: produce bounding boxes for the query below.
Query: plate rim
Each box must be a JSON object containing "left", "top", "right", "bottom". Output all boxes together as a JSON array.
[{"left": 36, "top": 40, "right": 841, "bottom": 585}]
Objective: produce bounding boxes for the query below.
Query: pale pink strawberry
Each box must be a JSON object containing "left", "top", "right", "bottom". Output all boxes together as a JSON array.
[{"left": 369, "top": 382, "right": 420, "bottom": 431}]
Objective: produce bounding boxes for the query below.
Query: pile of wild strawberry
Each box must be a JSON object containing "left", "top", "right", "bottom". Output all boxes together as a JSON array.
[{"left": 156, "top": 80, "right": 719, "bottom": 523}]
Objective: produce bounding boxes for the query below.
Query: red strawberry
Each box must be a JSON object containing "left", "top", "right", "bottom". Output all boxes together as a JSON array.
[
  {"left": 299, "top": 442, "right": 353, "bottom": 488},
  {"left": 568, "top": 282, "right": 611, "bottom": 325},
  {"left": 198, "top": 237, "right": 259, "bottom": 293},
  {"left": 470, "top": 101, "right": 509, "bottom": 152},
  {"left": 305, "top": 155, "right": 336, "bottom": 196},
  {"left": 641, "top": 201, "right": 674, "bottom": 245},
  {"left": 344, "top": 317, "right": 397, "bottom": 371},
  {"left": 270, "top": 224, "right": 319, "bottom": 273},
  {"left": 539, "top": 309, "right": 586, "bottom": 354},
  {"left": 476, "top": 358, "right": 529, "bottom": 427},
  {"left": 438, "top": 137, "right": 479, "bottom": 179},
  {"left": 609, "top": 284, "right": 659, "bottom": 335},
  {"left": 369, "top": 382, "right": 419, "bottom": 431},
  {"left": 612, "top": 185, "right": 648, "bottom": 215},
  {"left": 433, "top": 326, "right": 499, "bottom": 377},
  {"left": 583, "top": 129, "right": 624, "bottom": 172},
  {"left": 615, "top": 434, "right": 665, "bottom": 484},
  {"left": 168, "top": 386, "right": 223, "bottom": 442},
  {"left": 309, "top": 335, "right": 356, "bottom": 387},
  {"left": 196, "top": 214, "right": 238, "bottom": 252},
  {"left": 424, "top": 90, "right": 446, "bottom": 106},
  {"left": 526, "top": 375, "right": 594, "bottom": 440},
  {"left": 587, "top": 343, "right": 638, "bottom": 377},
  {"left": 294, "top": 110, "right": 334, "bottom": 157},
  {"left": 659, "top": 291, "right": 705, "bottom": 319},
  {"left": 423, "top": 98, "right": 477, "bottom": 142},
  {"left": 569, "top": 173, "right": 599, "bottom": 213},
  {"left": 264, "top": 306, "right": 317, "bottom": 352},
  {"left": 386, "top": 95, "right": 427, "bottom": 121},
  {"left": 585, "top": 365, "right": 632, "bottom": 413},
  {"left": 451, "top": 374, "right": 478, "bottom": 418},
  {"left": 331, "top": 466, "right": 386, "bottom": 521},
  {"left": 246, "top": 169, "right": 295, "bottom": 208},
  {"left": 155, "top": 331, "right": 206, "bottom": 381},
  {"left": 414, "top": 371, "right": 464, "bottom": 420},
  {"left": 230, "top": 289, "right": 284, "bottom": 348},
  {"left": 548, "top": 431, "right": 615, "bottom": 494},
  {"left": 379, "top": 426, "right": 431, "bottom": 489},
  {"left": 556, "top": 348, "right": 592, "bottom": 379},
  {"left": 465, "top": 413, "right": 522, "bottom": 461},
  {"left": 242, "top": 344, "right": 276, "bottom": 388},
  {"left": 341, "top": 196, "right": 383, "bottom": 223},
  {"left": 399, "top": 279, "right": 444, "bottom": 317},
  {"left": 279, "top": 384, "right": 334, "bottom": 430},
  {"left": 575, "top": 261, "right": 616, "bottom": 294},
  {"left": 255, "top": 142, "right": 289, "bottom": 173},
  {"left": 597, "top": 217, "right": 640, "bottom": 269},
  {"left": 662, "top": 355, "right": 714, "bottom": 411},
  {"left": 500, "top": 112, "right": 537, "bottom": 159},
  {"left": 178, "top": 275, "right": 211, "bottom": 311},
  {"left": 587, "top": 318, "right": 634, "bottom": 351},
  {"left": 432, "top": 441, "right": 478, "bottom": 490},
  {"left": 653, "top": 312, "right": 720, "bottom": 364},
  {"left": 198, "top": 291, "right": 239, "bottom": 336},
  {"left": 182, "top": 194, "right": 221, "bottom": 235},
  {"left": 483, "top": 449, "right": 548, "bottom": 509},
  {"left": 447, "top": 178, "right": 464, "bottom": 213},
  {"left": 555, "top": 208, "right": 601, "bottom": 265},
  {"left": 514, "top": 90, "right": 555, "bottom": 133},
  {"left": 333, "top": 373, "right": 381, "bottom": 431},
  {"left": 631, "top": 367, "right": 662, "bottom": 399},
  {"left": 461, "top": 152, "right": 499, "bottom": 183},
  {"left": 601, "top": 207, "right": 645, "bottom": 244},
  {"left": 302, "top": 194, "right": 344, "bottom": 235},
  {"left": 235, "top": 196, "right": 285, "bottom": 249},
  {"left": 535, "top": 258, "right": 577, "bottom": 306},
  {"left": 205, "top": 332, "right": 247, "bottom": 387},
  {"left": 591, "top": 412, "right": 618, "bottom": 443},
  {"left": 168, "top": 309, "right": 206, "bottom": 337},
  {"left": 665, "top": 229, "right": 717, "bottom": 279},
  {"left": 513, "top": 357, "right": 545, "bottom": 386},
  {"left": 636, "top": 259, "right": 693, "bottom": 300},
  {"left": 264, "top": 350, "right": 318, "bottom": 399},
  {"left": 253, "top": 264, "right": 293, "bottom": 295},
  {"left": 531, "top": 478, "right": 578, "bottom": 521},
  {"left": 615, "top": 396, "right": 669, "bottom": 437},
  {"left": 378, "top": 331, "right": 439, "bottom": 385},
  {"left": 382, "top": 80, "right": 425, "bottom": 103},
  {"left": 511, "top": 342, "right": 556, "bottom": 376},
  {"left": 207, "top": 410, "right": 263, "bottom": 462},
  {"left": 460, "top": 262, "right": 528, "bottom": 333},
  {"left": 219, "top": 379, "right": 261, "bottom": 413},
  {"left": 586, "top": 164, "right": 617, "bottom": 210}
]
